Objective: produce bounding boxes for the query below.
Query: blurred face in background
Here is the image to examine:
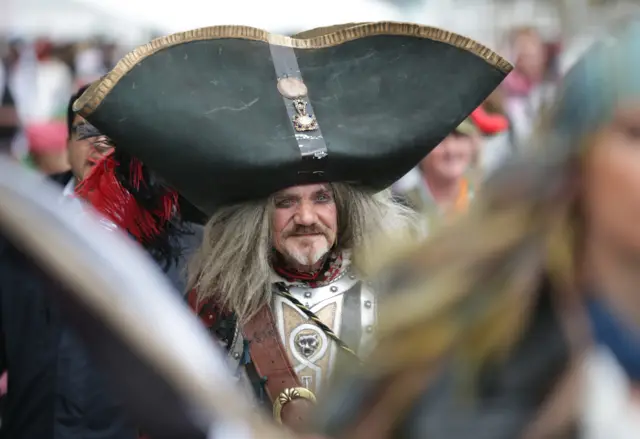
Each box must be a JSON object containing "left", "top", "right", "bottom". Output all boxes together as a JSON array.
[
  {"left": 419, "top": 132, "right": 475, "bottom": 182},
  {"left": 67, "top": 115, "right": 113, "bottom": 180},
  {"left": 583, "top": 104, "right": 640, "bottom": 254},
  {"left": 513, "top": 29, "right": 547, "bottom": 82}
]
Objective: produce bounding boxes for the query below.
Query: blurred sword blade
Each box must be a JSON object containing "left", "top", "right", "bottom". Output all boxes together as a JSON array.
[{"left": 0, "top": 157, "right": 286, "bottom": 439}]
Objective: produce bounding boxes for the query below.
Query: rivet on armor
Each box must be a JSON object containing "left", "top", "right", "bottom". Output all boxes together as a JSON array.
[
  {"left": 233, "top": 352, "right": 240, "bottom": 359},
  {"left": 304, "top": 291, "right": 312, "bottom": 298},
  {"left": 349, "top": 274, "right": 356, "bottom": 280},
  {"left": 330, "top": 286, "right": 338, "bottom": 293},
  {"left": 366, "top": 326, "right": 373, "bottom": 333},
  {"left": 364, "top": 300, "right": 372, "bottom": 308}
]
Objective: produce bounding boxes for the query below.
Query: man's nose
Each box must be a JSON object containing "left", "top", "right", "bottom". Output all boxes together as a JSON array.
[{"left": 295, "top": 201, "right": 317, "bottom": 225}]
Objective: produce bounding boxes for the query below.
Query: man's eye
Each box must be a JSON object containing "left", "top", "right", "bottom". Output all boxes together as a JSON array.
[
  {"left": 275, "top": 199, "right": 294, "bottom": 208},
  {"left": 316, "top": 193, "right": 332, "bottom": 203}
]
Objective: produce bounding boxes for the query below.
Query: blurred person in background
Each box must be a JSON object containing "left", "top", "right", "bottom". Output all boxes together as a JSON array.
[
  {"left": 30, "top": 39, "right": 74, "bottom": 123},
  {"left": 74, "top": 40, "right": 108, "bottom": 87},
  {"left": 64, "top": 84, "right": 202, "bottom": 292},
  {"left": 25, "top": 121, "right": 70, "bottom": 175},
  {"left": 315, "top": 18, "right": 640, "bottom": 439},
  {"left": 53, "top": 43, "right": 78, "bottom": 79},
  {"left": 472, "top": 91, "right": 513, "bottom": 176},
  {"left": 57, "top": 84, "right": 110, "bottom": 185},
  {"left": 0, "top": 45, "right": 19, "bottom": 154},
  {"left": 100, "top": 40, "right": 120, "bottom": 71},
  {"left": 393, "top": 119, "right": 480, "bottom": 233},
  {"left": 502, "top": 27, "right": 558, "bottom": 148},
  {"left": 21, "top": 84, "right": 107, "bottom": 176},
  {"left": 2, "top": 38, "right": 74, "bottom": 161},
  {"left": 3, "top": 39, "right": 31, "bottom": 160}
]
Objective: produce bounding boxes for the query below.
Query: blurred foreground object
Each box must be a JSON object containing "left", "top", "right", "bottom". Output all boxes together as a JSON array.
[
  {"left": 0, "top": 155, "right": 288, "bottom": 439},
  {"left": 315, "top": 18, "right": 640, "bottom": 439}
]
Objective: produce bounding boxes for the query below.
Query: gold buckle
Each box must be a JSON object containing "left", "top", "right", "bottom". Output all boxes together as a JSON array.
[{"left": 272, "top": 387, "right": 316, "bottom": 424}]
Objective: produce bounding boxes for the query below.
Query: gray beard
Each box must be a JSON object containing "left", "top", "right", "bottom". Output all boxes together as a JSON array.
[{"left": 286, "top": 241, "right": 330, "bottom": 268}]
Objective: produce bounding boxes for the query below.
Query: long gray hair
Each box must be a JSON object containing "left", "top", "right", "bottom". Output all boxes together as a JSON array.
[{"left": 187, "top": 183, "right": 418, "bottom": 321}]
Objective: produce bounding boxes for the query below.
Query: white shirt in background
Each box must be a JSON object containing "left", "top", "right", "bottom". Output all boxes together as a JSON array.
[{"left": 581, "top": 347, "right": 640, "bottom": 439}]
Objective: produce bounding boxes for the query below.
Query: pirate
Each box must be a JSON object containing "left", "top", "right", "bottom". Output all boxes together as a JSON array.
[
  {"left": 72, "top": 22, "right": 511, "bottom": 431},
  {"left": 313, "top": 19, "right": 640, "bottom": 439}
]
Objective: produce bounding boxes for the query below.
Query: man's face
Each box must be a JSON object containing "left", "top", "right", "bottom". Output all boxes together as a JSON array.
[
  {"left": 271, "top": 184, "right": 338, "bottom": 269},
  {"left": 67, "top": 115, "right": 112, "bottom": 180},
  {"left": 420, "top": 132, "right": 474, "bottom": 181}
]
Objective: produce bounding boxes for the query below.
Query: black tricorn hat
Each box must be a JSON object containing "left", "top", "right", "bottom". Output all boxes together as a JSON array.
[{"left": 74, "top": 22, "right": 512, "bottom": 216}]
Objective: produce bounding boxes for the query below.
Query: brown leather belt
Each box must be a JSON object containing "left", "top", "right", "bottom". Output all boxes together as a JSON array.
[{"left": 243, "top": 305, "right": 314, "bottom": 431}]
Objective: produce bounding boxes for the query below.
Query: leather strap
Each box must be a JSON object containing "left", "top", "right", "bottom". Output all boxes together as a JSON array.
[{"left": 243, "top": 305, "right": 301, "bottom": 401}]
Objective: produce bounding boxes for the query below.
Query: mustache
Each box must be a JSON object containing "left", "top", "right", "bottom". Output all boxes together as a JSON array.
[{"left": 284, "top": 224, "right": 328, "bottom": 238}]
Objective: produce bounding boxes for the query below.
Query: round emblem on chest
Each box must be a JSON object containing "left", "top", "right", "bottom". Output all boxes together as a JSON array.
[
  {"left": 295, "top": 332, "right": 320, "bottom": 358},
  {"left": 290, "top": 325, "right": 328, "bottom": 362}
]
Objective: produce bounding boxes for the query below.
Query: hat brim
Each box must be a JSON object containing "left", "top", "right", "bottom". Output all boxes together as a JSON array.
[{"left": 75, "top": 22, "right": 512, "bottom": 215}]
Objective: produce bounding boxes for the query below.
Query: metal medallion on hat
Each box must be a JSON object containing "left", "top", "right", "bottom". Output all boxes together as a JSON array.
[{"left": 277, "top": 77, "right": 319, "bottom": 133}]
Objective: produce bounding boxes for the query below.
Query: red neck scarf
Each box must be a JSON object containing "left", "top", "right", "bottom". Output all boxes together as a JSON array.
[{"left": 273, "top": 251, "right": 344, "bottom": 288}]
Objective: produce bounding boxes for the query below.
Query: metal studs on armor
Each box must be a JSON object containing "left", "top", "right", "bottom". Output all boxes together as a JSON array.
[
  {"left": 330, "top": 286, "right": 338, "bottom": 293},
  {"left": 233, "top": 352, "right": 240, "bottom": 359},
  {"left": 364, "top": 300, "right": 372, "bottom": 308},
  {"left": 304, "top": 291, "right": 312, "bottom": 298},
  {"left": 349, "top": 274, "right": 356, "bottom": 280}
]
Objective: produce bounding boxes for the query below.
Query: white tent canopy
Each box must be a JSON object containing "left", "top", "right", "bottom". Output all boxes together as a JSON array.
[
  {"left": 76, "top": 0, "right": 405, "bottom": 35},
  {"left": 1, "top": 0, "right": 152, "bottom": 44}
]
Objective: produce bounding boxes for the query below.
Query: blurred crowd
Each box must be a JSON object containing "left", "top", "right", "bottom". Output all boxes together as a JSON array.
[
  {"left": 390, "top": 25, "right": 564, "bottom": 231},
  {"left": 0, "top": 38, "right": 123, "bottom": 168}
]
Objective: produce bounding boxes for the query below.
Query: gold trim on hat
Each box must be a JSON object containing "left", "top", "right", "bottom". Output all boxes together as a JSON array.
[{"left": 74, "top": 22, "right": 513, "bottom": 117}]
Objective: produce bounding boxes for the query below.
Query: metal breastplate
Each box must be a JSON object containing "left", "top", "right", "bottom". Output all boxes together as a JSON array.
[{"left": 227, "top": 265, "right": 377, "bottom": 396}]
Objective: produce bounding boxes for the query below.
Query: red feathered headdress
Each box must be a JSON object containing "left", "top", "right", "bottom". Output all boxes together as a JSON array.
[{"left": 75, "top": 150, "right": 179, "bottom": 246}]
